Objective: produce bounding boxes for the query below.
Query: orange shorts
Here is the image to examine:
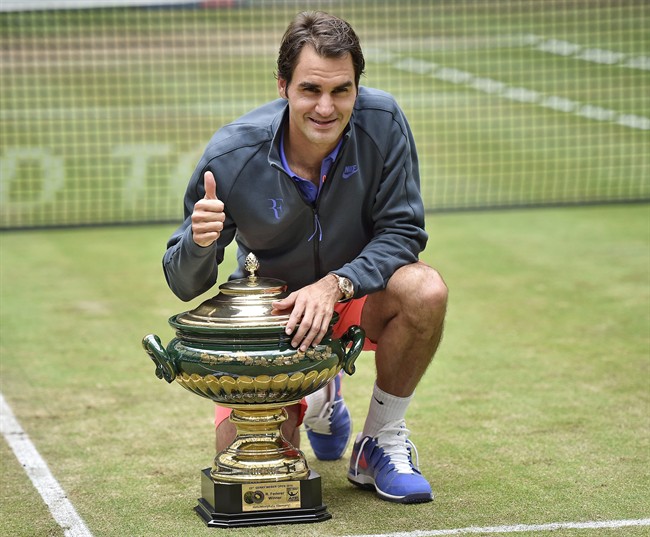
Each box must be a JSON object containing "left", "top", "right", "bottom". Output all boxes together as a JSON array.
[{"left": 214, "top": 296, "right": 376, "bottom": 427}]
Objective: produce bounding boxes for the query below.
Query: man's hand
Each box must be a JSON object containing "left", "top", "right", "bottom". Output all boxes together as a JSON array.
[
  {"left": 191, "top": 171, "right": 225, "bottom": 247},
  {"left": 272, "top": 274, "right": 343, "bottom": 351}
]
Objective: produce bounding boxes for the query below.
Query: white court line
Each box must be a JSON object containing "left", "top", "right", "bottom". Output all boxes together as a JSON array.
[
  {"left": 366, "top": 49, "right": 650, "bottom": 131},
  {"left": 342, "top": 518, "right": 650, "bottom": 537},
  {"left": 520, "top": 34, "right": 650, "bottom": 71},
  {"left": 0, "top": 391, "right": 94, "bottom": 537},
  {"left": 1, "top": 388, "right": 647, "bottom": 536}
]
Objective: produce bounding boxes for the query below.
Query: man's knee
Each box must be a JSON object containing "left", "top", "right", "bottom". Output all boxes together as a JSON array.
[
  {"left": 362, "top": 262, "right": 448, "bottom": 341},
  {"left": 421, "top": 266, "right": 448, "bottom": 316},
  {"left": 400, "top": 264, "right": 447, "bottom": 328},
  {"left": 388, "top": 262, "right": 448, "bottom": 302}
]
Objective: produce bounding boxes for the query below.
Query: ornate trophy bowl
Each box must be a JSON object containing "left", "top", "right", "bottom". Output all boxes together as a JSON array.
[{"left": 142, "top": 254, "right": 365, "bottom": 527}]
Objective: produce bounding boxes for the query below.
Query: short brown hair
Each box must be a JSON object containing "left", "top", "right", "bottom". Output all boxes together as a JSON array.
[{"left": 277, "top": 11, "right": 365, "bottom": 88}]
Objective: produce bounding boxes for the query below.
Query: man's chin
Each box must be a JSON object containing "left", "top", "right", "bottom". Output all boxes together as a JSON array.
[{"left": 307, "top": 130, "right": 342, "bottom": 147}]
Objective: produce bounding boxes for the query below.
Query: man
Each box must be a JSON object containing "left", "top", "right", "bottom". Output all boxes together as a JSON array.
[{"left": 163, "top": 11, "right": 447, "bottom": 504}]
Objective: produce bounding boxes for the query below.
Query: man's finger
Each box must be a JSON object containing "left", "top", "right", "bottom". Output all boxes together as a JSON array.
[
  {"left": 291, "top": 317, "right": 311, "bottom": 350},
  {"left": 204, "top": 171, "right": 218, "bottom": 200},
  {"left": 297, "top": 313, "right": 327, "bottom": 351}
]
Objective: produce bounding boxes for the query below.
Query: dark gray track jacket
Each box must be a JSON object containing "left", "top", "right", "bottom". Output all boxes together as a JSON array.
[{"left": 163, "top": 86, "right": 428, "bottom": 302}]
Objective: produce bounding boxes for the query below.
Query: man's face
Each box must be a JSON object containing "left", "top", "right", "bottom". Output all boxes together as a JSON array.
[{"left": 278, "top": 45, "right": 357, "bottom": 155}]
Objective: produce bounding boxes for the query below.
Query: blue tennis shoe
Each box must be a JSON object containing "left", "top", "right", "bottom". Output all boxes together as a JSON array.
[
  {"left": 304, "top": 372, "right": 352, "bottom": 461},
  {"left": 347, "top": 420, "right": 433, "bottom": 503}
]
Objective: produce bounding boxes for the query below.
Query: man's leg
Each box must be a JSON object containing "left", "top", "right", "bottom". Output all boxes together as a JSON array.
[
  {"left": 363, "top": 262, "right": 447, "bottom": 397},
  {"left": 348, "top": 262, "right": 448, "bottom": 503}
]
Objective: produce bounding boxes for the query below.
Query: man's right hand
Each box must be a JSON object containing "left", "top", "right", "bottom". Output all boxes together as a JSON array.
[{"left": 191, "top": 171, "right": 225, "bottom": 247}]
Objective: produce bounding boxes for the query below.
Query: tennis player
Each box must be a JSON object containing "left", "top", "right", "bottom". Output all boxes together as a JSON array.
[{"left": 163, "top": 11, "right": 447, "bottom": 504}]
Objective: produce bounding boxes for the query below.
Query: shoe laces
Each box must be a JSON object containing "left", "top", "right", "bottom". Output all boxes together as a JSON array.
[
  {"left": 354, "top": 419, "right": 420, "bottom": 475},
  {"left": 303, "top": 378, "right": 340, "bottom": 435}
]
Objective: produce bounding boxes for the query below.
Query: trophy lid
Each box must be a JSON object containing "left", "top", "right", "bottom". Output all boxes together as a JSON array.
[{"left": 173, "top": 253, "right": 291, "bottom": 330}]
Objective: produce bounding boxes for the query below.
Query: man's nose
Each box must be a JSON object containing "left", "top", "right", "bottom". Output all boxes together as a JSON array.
[{"left": 315, "top": 94, "right": 334, "bottom": 117}]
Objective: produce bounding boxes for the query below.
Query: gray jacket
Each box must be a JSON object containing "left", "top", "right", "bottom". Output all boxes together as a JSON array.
[{"left": 163, "top": 86, "right": 428, "bottom": 301}]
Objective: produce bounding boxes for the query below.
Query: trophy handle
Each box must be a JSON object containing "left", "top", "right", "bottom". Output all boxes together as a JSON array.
[
  {"left": 339, "top": 325, "right": 365, "bottom": 376},
  {"left": 142, "top": 334, "right": 177, "bottom": 383}
]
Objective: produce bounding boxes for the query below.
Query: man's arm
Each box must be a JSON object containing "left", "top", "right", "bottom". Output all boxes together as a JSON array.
[
  {"left": 336, "top": 104, "right": 427, "bottom": 297},
  {"left": 162, "top": 171, "right": 229, "bottom": 302}
]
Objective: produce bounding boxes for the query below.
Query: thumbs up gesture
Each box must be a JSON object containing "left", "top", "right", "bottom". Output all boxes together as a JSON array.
[{"left": 191, "top": 171, "right": 226, "bottom": 247}]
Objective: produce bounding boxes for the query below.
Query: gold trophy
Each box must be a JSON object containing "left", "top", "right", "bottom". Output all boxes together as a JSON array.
[{"left": 142, "top": 254, "right": 365, "bottom": 527}]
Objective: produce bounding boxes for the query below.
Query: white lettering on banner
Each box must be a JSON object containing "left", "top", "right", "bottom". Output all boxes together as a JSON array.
[
  {"left": 112, "top": 143, "right": 171, "bottom": 206},
  {"left": 0, "top": 144, "right": 205, "bottom": 210},
  {"left": 0, "top": 147, "right": 65, "bottom": 206},
  {"left": 170, "top": 145, "right": 204, "bottom": 193}
]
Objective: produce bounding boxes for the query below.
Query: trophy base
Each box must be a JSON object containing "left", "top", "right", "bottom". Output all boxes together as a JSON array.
[{"left": 195, "top": 468, "right": 332, "bottom": 528}]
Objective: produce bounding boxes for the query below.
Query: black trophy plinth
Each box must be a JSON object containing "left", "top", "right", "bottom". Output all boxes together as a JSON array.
[{"left": 195, "top": 468, "right": 332, "bottom": 528}]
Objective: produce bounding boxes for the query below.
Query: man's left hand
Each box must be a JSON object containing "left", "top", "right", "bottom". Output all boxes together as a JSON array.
[{"left": 272, "top": 274, "right": 342, "bottom": 351}]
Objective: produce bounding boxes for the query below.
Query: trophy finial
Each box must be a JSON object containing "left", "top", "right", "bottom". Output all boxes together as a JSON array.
[{"left": 244, "top": 253, "right": 259, "bottom": 282}]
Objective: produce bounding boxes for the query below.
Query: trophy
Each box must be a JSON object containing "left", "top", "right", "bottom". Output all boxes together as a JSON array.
[{"left": 142, "top": 254, "right": 365, "bottom": 528}]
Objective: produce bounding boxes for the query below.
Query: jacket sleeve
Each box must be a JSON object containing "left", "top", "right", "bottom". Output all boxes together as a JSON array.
[
  {"left": 162, "top": 161, "right": 235, "bottom": 302},
  {"left": 337, "top": 105, "right": 428, "bottom": 296}
]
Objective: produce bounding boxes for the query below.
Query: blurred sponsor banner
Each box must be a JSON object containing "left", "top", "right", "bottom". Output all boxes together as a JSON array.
[{"left": 0, "top": 0, "right": 240, "bottom": 12}]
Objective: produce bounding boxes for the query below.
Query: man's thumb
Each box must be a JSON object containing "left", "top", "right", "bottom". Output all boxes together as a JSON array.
[{"left": 203, "top": 171, "right": 217, "bottom": 200}]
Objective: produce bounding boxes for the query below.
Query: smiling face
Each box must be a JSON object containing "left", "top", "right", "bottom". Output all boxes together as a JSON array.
[{"left": 278, "top": 45, "right": 357, "bottom": 160}]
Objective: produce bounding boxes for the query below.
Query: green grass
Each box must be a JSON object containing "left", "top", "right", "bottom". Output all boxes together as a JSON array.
[
  {"left": 1, "top": 204, "right": 649, "bottom": 536},
  {"left": 1, "top": 1, "right": 648, "bottom": 227}
]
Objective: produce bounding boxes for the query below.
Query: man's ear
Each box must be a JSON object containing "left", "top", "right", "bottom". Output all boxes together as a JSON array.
[{"left": 278, "top": 78, "right": 288, "bottom": 99}]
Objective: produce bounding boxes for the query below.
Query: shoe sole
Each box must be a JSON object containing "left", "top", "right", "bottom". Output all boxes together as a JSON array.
[{"left": 347, "top": 474, "right": 434, "bottom": 504}]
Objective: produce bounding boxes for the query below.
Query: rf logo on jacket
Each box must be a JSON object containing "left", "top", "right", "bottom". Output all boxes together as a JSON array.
[{"left": 268, "top": 198, "right": 284, "bottom": 219}]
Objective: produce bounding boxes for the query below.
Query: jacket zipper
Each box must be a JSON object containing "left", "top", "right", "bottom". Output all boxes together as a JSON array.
[
  {"left": 312, "top": 205, "right": 321, "bottom": 278},
  {"left": 271, "top": 162, "right": 322, "bottom": 283},
  {"left": 271, "top": 150, "right": 343, "bottom": 282},
  {"left": 313, "top": 155, "right": 343, "bottom": 279}
]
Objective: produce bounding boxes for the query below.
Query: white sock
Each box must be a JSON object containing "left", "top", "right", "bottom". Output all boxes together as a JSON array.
[
  {"left": 362, "top": 382, "right": 413, "bottom": 438},
  {"left": 305, "top": 372, "right": 341, "bottom": 420},
  {"left": 304, "top": 385, "right": 329, "bottom": 418}
]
